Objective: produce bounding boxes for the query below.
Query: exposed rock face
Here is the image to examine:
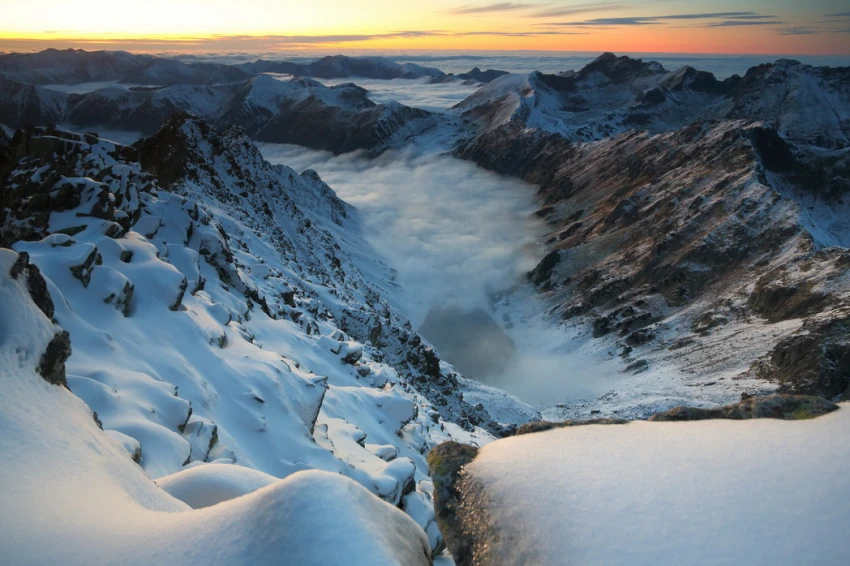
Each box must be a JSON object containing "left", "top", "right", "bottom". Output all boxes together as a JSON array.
[
  {"left": 9, "top": 252, "right": 54, "bottom": 319},
  {"left": 8, "top": 251, "right": 71, "bottom": 386},
  {"left": 427, "top": 442, "right": 483, "bottom": 566},
  {"left": 757, "top": 318, "right": 850, "bottom": 399},
  {"left": 0, "top": 125, "right": 144, "bottom": 247},
  {"left": 38, "top": 330, "right": 71, "bottom": 387},
  {"left": 649, "top": 394, "right": 838, "bottom": 421},
  {"left": 517, "top": 417, "right": 628, "bottom": 435}
]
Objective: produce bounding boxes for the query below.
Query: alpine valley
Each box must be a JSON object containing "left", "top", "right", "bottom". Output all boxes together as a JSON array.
[{"left": 1, "top": 48, "right": 849, "bottom": 565}]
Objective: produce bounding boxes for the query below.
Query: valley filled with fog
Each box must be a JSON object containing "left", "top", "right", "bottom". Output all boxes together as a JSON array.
[{"left": 260, "top": 142, "right": 629, "bottom": 413}]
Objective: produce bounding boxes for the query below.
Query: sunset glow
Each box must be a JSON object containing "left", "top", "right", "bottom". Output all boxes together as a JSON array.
[{"left": 1, "top": 0, "right": 849, "bottom": 54}]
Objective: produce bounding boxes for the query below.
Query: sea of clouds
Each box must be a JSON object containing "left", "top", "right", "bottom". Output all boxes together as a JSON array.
[
  {"left": 321, "top": 77, "right": 481, "bottom": 111},
  {"left": 175, "top": 50, "right": 850, "bottom": 80},
  {"left": 259, "top": 142, "right": 547, "bottom": 328},
  {"left": 258, "top": 142, "right": 626, "bottom": 407}
]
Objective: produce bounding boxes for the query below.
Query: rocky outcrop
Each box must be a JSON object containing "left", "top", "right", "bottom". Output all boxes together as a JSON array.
[
  {"left": 9, "top": 251, "right": 54, "bottom": 319},
  {"left": 517, "top": 417, "right": 628, "bottom": 435},
  {"left": 8, "top": 251, "right": 71, "bottom": 386},
  {"left": 649, "top": 394, "right": 838, "bottom": 421},
  {"left": 1, "top": 125, "right": 145, "bottom": 247},
  {"left": 756, "top": 318, "right": 850, "bottom": 399},
  {"left": 427, "top": 442, "right": 484, "bottom": 566}
]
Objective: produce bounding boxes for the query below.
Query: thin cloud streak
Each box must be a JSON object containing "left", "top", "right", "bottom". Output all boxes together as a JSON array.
[
  {"left": 537, "top": 11, "right": 780, "bottom": 28},
  {"left": 527, "top": 2, "right": 623, "bottom": 18},
  {"left": 448, "top": 3, "right": 537, "bottom": 15},
  {"left": 776, "top": 27, "right": 817, "bottom": 35},
  {"left": 702, "top": 20, "right": 783, "bottom": 28},
  {"left": 0, "top": 28, "right": 590, "bottom": 51}
]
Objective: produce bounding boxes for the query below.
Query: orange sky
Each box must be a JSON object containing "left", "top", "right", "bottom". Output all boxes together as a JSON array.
[{"left": 1, "top": 1, "right": 848, "bottom": 55}]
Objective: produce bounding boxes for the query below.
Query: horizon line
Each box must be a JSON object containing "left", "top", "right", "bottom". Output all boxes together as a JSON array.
[{"left": 1, "top": 45, "right": 849, "bottom": 58}]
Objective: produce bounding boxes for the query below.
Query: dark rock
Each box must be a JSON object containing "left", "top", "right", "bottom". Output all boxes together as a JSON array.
[
  {"left": 9, "top": 251, "right": 54, "bottom": 319},
  {"left": 69, "top": 248, "right": 100, "bottom": 288},
  {"left": 527, "top": 250, "right": 561, "bottom": 286},
  {"left": 757, "top": 317, "right": 850, "bottom": 398},
  {"left": 427, "top": 442, "right": 483, "bottom": 566},
  {"left": 649, "top": 394, "right": 838, "bottom": 422},
  {"left": 455, "top": 68, "right": 510, "bottom": 83},
  {"left": 38, "top": 330, "right": 71, "bottom": 387},
  {"left": 517, "top": 418, "right": 628, "bottom": 435},
  {"left": 169, "top": 278, "right": 188, "bottom": 311},
  {"left": 625, "top": 359, "right": 649, "bottom": 373}
]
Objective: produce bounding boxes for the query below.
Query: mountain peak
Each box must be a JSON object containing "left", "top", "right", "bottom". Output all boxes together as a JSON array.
[{"left": 579, "top": 52, "right": 665, "bottom": 83}]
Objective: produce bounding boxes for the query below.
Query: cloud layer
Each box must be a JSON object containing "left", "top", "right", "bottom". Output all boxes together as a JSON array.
[{"left": 258, "top": 143, "right": 547, "bottom": 326}]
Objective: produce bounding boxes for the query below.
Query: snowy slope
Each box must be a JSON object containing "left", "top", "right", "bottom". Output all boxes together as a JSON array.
[
  {"left": 0, "top": 249, "right": 431, "bottom": 566},
  {"left": 461, "top": 405, "right": 850, "bottom": 565},
  {"left": 0, "top": 122, "right": 533, "bottom": 553},
  {"left": 452, "top": 53, "right": 849, "bottom": 148},
  {"left": 0, "top": 72, "right": 435, "bottom": 153}
]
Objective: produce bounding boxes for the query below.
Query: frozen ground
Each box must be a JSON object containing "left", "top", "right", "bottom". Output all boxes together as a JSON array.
[{"left": 468, "top": 404, "right": 850, "bottom": 565}]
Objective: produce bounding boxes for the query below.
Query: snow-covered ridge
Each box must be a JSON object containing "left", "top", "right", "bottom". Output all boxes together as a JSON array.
[
  {"left": 0, "top": 72, "right": 435, "bottom": 154},
  {"left": 0, "top": 248, "right": 431, "bottom": 565},
  {"left": 0, "top": 49, "right": 447, "bottom": 86},
  {"left": 453, "top": 53, "right": 850, "bottom": 149},
  {"left": 239, "top": 54, "right": 446, "bottom": 81},
  {"left": 0, "top": 120, "right": 538, "bottom": 556}
]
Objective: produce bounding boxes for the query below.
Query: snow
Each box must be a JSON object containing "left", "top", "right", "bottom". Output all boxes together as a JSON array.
[
  {"left": 1, "top": 125, "right": 529, "bottom": 555},
  {"left": 0, "top": 248, "right": 432, "bottom": 565},
  {"left": 155, "top": 463, "right": 279, "bottom": 508},
  {"left": 468, "top": 406, "right": 850, "bottom": 565}
]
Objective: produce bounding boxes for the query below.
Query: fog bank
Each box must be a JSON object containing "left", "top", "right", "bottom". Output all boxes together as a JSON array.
[{"left": 259, "top": 143, "right": 547, "bottom": 327}]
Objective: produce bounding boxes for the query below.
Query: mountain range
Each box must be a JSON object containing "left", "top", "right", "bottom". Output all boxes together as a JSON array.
[{"left": 2, "top": 48, "right": 849, "bottom": 564}]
